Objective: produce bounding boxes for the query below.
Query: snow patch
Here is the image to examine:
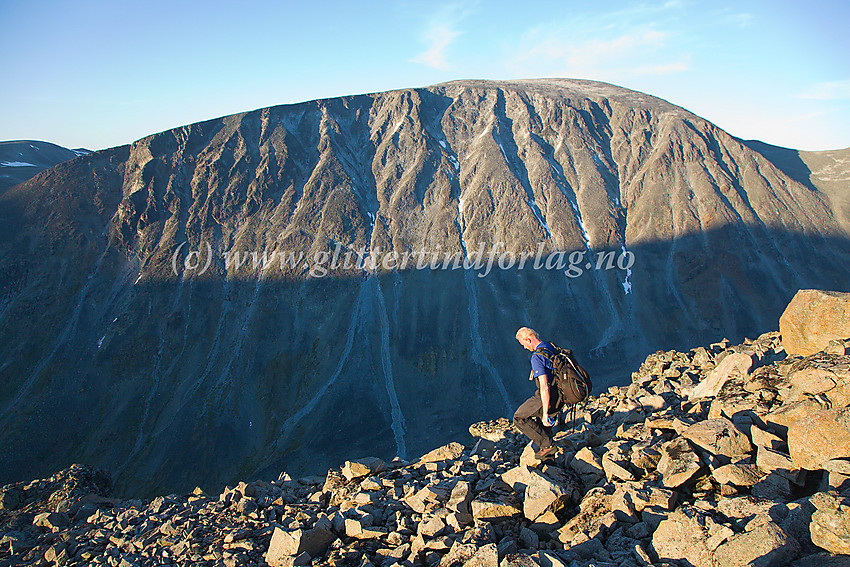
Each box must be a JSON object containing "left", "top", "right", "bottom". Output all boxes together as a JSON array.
[
  {"left": 590, "top": 150, "right": 603, "bottom": 167},
  {"left": 621, "top": 245, "right": 632, "bottom": 295},
  {"left": 528, "top": 200, "right": 552, "bottom": 238},
  {"left": 497, "top": 142, "right": 508, "bottom": 164},
  {"left": 571, "top": 201, "right": 590, "bottom": 244},
  {"left": 1, "top": 161, "right": 37, "bottom": 167}
]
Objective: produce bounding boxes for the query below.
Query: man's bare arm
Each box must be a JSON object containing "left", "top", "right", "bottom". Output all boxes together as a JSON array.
[{"left": 538, "top": 375, "right": 551, "bottom": 426}]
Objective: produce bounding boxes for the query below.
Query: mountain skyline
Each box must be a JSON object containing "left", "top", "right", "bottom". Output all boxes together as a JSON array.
[{"left": 1, "top": 1, "right": 848, "bottom": 152}]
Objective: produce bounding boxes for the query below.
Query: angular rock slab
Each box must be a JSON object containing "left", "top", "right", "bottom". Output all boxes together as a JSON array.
[
  {"left": 810, "top": 491, "right": 850, "bottom": 555},
  {"left": 656, "top": 437, "right": 704, "bottom": 488},
  {"left": 651, "top": 509, "right": 715, "bottom": 567},
  {"left": 712, "top": 463, "right": 762, "bottom": 487},
  {"left": 266, "top": 526, "right": 335, "bottom": 565},
  {"left": 780, "top": 289, "right": 850, "bottom": 356},
  {"left": 341, "top": 457, "right": 386, "bottom": 481},
  {"left": 683, "top": 417, "right": 753, "bottom": 463},
  {"left": 690, "top": 352, "right": 753, "bottom": 400},
  {"left": 523, "top": 469, "right": 574, "bottom": 521},
  {"left": 470, "top": 493, "right": 522, "bottom": 522},
  {"left": 787, "top": 407, "right": 850, "bottom": 470},
  {"left": 713, "top": 521, "right": 800, "bottom": 567},
  {"left": 419, "top": 442, "right": 465, "bottom": 464}
]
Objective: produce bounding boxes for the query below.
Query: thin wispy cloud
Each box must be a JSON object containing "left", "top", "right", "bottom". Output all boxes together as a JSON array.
[
  {"left": 411, "top": 24, "right": 461, "bottom": 70},
  {"left": 506, "top": 23, "right": 688, "bottom": 79},
  {"left": 798, "top": 79, "right": 850, "bottom": 101},
  {"left": 501, "top": 0, "right": 693, "bottom": 80},
  {"left": 410, "top": 3, "right": 476, "bottom": 70}
]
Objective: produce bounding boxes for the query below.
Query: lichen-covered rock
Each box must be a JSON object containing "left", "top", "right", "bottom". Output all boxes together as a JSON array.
[
  {"left": 682, "top": 417, "right": 753, "bottom": 463},
  {"left": 780, "top": 289, "right": 850, "bottom": 356},
  {"left": 712, "top": 463, "right": 763, "bottom": 487},
  {"left": 809, "top": 491, "right": 850, "bottom": 555},
  {"left": 341, "top": 457, "right": 386, "bottom": 481},
  {"left": 689, "top": 352, "right": 753, "bottom": 400},
  {"left": 651, "top": 509, "right": 715, "bottom": 567},
  {"left": 522, "top": 468, "right": 574, "bottom": 521},
  {"left": 419, "top": 442, "right": 465, "bottom": 464},
  {"left": 656, "top": 437, "right": 704, "bottom": 488},
  {"left": 265, "top": 525, "right": 335, "bottom": 565},
  {"left": 786, "top": 407, "right": 850, "bottom": 470},
  {"left": 713, "top": 521, "right": 800, "bottom": 567}
]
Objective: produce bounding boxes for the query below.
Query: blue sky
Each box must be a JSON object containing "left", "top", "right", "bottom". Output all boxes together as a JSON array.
[{"left": 1, "top": 0, "right": 848, "bottom": 151}]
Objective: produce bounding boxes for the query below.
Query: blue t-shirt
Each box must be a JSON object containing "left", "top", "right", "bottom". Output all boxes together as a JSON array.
[{"left": 531, "top": 341, "right": 556, "bottom": 382}]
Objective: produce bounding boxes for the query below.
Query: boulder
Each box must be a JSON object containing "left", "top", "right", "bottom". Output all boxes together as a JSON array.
[
  {"left": 751, "top": 473, "right": 793, "bottom": 501},
  {"left": 713, "top": 521, "right": 800, "bottom": 567},
  {"left": 780, "top": 290, "right": 850, "bottom": 356},
  {"left": 786, "top": 407, "right": 850, "bottom": 470},
  {"left": 345, "top": 518, "right": 388, "bottom": 539},
  {"left": 601, "top": 452, "right": 636, "bottom": 482},
  {"left": 341, "top": 457, "right": 386, "bottom": 481},
  {"left": 464, "top": 543, "right": 499, "bottom": 567},
  {"left": 749, "top": 426, "right": 785, "bottom": 452},
  {"left": 683, "top": 417, "right": 753, "bottom": 463},
  {"left": 651, "top": 509, "right": 714, "bottom": 567},
  {"left": 419, "top": 442, "right": 465, "bottom": 464},
  {"left": 447, "top": 480, "right": 473, "bottom": 514},
  {"left": 756, "top": 447, "right": 804, "bottom": 484},
  {"left": 470, "top": 493, "right": 522, "bottom": 522},
  {"left": 628, "top": 485, "right": 677, "bottom": 512},
  {"left": 265, "top": 526, "right": 335, "bottom": 565},
  {"left": 809, "top": 491, "right": 850, "bottom": 555},
  {"left": 689, "top": 352, "right": 753, "bottom": 400},
  {"left": 33, "top": 512, "right": 69, "bottom": 529},
  {"left": 404, "top": 485, "right": 449, "bottom": 514},
  {"left": 656, "top": 437, "right": 704, "bottom": 488},
  {"left": 469, "top": 418, "right": 513, "bottom": 443},
  {"left": 570, "top": 447, "right": 605, "bottom": 482},
  {"left": 523, "top": 469, "right": 572, "bottom": 521},
  {"left": 555, "top": 487, "right": 613, "bottom": 545},
  {"left": 418, "top": 514, "right": 446, "bottom": 538},
  {"left": 501, "top": 466, "right": 534, "bottom": 494},
  {"left": 785, "top": 364, "right": 848, "bottom": 403},
  {"left": 630, "top": 443, "right": 662, "bottom": 473},
  {"left": 764, "top": 398, "right": 822, "bottom": 437},
  {"left": 712, "top": 463, "right": 762, "bottom": 487}
]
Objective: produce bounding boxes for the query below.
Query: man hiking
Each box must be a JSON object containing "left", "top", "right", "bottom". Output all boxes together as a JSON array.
[{"left": 513, "top": 326, "right": 560, "bottom": 460}]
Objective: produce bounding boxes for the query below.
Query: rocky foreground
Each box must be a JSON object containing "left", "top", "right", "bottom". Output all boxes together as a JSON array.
[{"left": 2, "top": 290, "right": 850, "bottom": 567}]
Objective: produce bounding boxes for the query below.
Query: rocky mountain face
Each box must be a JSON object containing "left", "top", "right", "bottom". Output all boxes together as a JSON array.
[
  {"left": 1, "top": 290, "right": 848, "bottom": 567},
  {"left": 1, "top": 79, "right": 849, "bottom": 497},
  {"left": 0, "top": 140, "right": 89, "bottom": 193}
]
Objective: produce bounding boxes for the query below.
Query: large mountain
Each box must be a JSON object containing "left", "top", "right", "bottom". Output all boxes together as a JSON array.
[{"left": 1, "top": 79, "right": 848, "bottom": 497}]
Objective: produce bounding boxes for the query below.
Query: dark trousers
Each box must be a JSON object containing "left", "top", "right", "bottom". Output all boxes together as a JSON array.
[{"left": 513, "top": 388, "right": 558, "bottom": 450}]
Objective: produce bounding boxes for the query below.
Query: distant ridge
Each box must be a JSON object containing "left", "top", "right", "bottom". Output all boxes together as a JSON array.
[{"left": 0, "top": 140, "right": 90, "bottom": 192}]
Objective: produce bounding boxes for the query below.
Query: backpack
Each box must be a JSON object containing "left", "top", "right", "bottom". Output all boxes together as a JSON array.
[{"left": 533, "top": 344, "right": 592, "bottom": 408}]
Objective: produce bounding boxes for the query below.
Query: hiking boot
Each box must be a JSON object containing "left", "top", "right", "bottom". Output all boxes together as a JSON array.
[{"left": 534, "top": 444, "right": 558, "bottom": 461}]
